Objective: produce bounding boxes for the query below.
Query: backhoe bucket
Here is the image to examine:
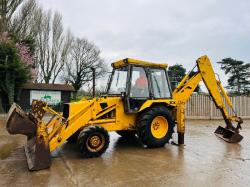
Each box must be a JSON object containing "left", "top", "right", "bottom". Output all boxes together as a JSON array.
[
  {"left": 214, "top": 126, "right": 243, "bottom": 143},
  {"left": 6, "top": 102, "right": 51, "bottom": 171}
]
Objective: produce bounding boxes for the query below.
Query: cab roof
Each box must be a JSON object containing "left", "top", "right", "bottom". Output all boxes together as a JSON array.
[{"left": 112, "top": 58, "right": 168, "bottom": 69}]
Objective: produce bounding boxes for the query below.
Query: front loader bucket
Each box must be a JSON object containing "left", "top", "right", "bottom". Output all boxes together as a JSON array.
[
  {"left": 6, "top": 102, "right": 51, "bottom": 171},
  {"left": 6, "top": 103, "right": 37, "bottom": 136},
  {"left": 214, "top": 126, "right": 243, "bottom": 143},
  {"left": 24, "top": 136, "right": 51, "bottom": 170}
]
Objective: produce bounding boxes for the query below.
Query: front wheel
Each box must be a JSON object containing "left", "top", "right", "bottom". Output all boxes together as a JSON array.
[
  {"left": 137, "top": 106, "right": 175, "bottom": 148},
  {"left": 77, "top": 126, "right": 110, "bottom": 158}
]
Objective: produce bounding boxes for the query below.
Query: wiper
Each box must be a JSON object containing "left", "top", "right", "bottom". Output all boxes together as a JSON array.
[
  {"left": 153, "top": 75, "right": 162, "bottom": 97},
  {"left": 116, "top": 71, "right": 120, "bottom": 87}
]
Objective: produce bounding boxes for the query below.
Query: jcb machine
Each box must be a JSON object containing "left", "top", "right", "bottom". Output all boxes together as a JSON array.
[{"left": 6, "top": 55, "right": 243, "bottom": 170}]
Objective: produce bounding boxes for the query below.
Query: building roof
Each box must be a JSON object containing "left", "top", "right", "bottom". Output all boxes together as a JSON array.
[
  {"left": 22, "top": 83, "right": 75, "bottom": 91},
  {"left": 112, "top": 58, "right": 168, "bottom": 69}
]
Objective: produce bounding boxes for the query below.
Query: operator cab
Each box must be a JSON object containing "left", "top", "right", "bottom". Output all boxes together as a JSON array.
[{"left": 106, "top": 58, "right": 171, "bottom": 113}]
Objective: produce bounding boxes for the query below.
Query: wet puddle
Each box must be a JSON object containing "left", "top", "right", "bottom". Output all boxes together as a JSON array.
[{"left": 0, "top": 141, "right": 18, "bottom": 159}]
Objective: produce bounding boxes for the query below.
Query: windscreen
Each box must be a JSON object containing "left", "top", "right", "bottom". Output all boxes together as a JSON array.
[{"left": 108, "top": 67, "right": 128, "bottom": 94}]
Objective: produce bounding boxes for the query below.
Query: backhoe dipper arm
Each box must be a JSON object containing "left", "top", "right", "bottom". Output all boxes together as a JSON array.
[{"left": 172, "top": 55, "right": 243, "bottom": 144}]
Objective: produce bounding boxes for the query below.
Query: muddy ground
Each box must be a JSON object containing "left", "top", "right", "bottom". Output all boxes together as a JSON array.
[{"left": 0, "top": 117, "right": 250, "bottom": 187}]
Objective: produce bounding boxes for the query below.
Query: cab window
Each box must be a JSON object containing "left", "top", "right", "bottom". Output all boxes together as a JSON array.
[
  {"left": 130, "top": 67, "right": 149, "bottom": 98},
  {"left": 108, "top": 67, "right": 128, "bottom": 94},
  {"left": 150, "top": 68, "right": 171, "bottom": 98}
]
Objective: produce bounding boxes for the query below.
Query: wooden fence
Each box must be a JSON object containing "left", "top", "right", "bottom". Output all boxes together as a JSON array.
[
  {"left": 186, "top": 95, "right": 250, "bottom": 119},
  {"left": 0, "top": 95, "right": 249, "bottom": 120}
]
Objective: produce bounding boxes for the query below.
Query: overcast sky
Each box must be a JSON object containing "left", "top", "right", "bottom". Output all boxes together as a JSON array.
[{"left": 39, "top": 0, "right": 250, "bottom": 88}]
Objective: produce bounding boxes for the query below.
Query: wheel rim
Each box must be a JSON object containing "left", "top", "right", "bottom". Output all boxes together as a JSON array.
[
  {"left": 86, "top": 133, "right": 105, "bottom": 152},
  {"left": 150, "top": 116, "right": 169, "bottom": 139}
]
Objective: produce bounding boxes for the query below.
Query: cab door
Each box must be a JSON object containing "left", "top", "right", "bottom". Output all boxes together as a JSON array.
[{"left": 124, "top": 66, "right": 151, "bottom": 113}]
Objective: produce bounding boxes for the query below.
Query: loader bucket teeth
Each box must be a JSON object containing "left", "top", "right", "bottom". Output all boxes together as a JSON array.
[
  {"left": 5, "top": 102, "right": 51, "bottom": 171},
  {"left": 214, "top": 126, "right": 243, "bottom": 143}
]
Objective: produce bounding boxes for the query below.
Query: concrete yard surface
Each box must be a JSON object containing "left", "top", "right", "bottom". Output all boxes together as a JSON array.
[{"left": 0, "top": 117, "right": 250, "bottom": 187}]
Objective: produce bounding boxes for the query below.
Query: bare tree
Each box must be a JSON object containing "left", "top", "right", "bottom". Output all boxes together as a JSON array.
[
  {"left": 0, "top": 0, "right": 23, "bottom": 32},
  {"left": 34, "top": 10, "right": 73, "bottom": 83},
  {"left": 63, "top": 37, "right": 107, "bottom": 99},
  {"left": 3, "top": 0, "right": 73, "bottom": 83},
  {"left": 8, "top": 0, "right": 38, "bottom": 39}
]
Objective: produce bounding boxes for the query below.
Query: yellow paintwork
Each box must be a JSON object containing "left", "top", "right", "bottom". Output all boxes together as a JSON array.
[
  {"left": 139, "top": 99, "right": 176, "bottom": 112},
  {"left": 36, "top": 55, "right": 242, "bottom": 153},
  {"left": 112, "top": 58, "right": 168, "bottom": 69},
  {"left": 173, "top": 55, "right": 242, "bottom": 134},
  {"left": 176, "top": 101, "right": 185, "bottom": 134},
  {"left": 150, "top": 116, "right": 169, "bottom": 139},
  {"left": 172, "top": 73, "right": 202, "bottom": 102},
  {"left": 48, "top": 97, "right": 136, "bottom": 152},
  {"left": 218, "top": 81, "right": 233, "bottom": 108}
]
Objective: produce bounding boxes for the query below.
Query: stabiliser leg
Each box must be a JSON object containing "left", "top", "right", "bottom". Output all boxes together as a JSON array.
[
  {"left": 178, "top": 133, "right": 184, "bottom": 144},
  {"left": 176, "top": 102, "right": 185, "bottom": 145}
]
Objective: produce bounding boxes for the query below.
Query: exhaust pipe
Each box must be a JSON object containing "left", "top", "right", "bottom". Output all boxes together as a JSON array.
[
  {"left": 91, "top": 67, "right": 96, "bottom": 98},
  {"left": 6, "top": 102, "right": 51, "bottom": 171}
]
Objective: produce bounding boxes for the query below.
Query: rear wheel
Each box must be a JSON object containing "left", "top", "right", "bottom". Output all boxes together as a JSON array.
[
  {"left": 137, "top": 106, "right": 175, "bottom": 148},
  {"left": 77, "top": 126, "right": 110, "bottom": 158}
]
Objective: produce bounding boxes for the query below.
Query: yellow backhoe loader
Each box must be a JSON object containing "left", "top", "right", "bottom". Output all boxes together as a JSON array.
[{"left": 6, "top": 55, "right": 243, "bottom": 171}]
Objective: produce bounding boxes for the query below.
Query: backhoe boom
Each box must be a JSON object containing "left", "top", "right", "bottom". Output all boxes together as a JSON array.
[{"left": 173, "top": 55, "right": 243, "bottom": 144}]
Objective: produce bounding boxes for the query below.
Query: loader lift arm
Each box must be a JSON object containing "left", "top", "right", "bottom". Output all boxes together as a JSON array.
[{"left": 172, "top": 55, "right": 243, "bottom": 144}]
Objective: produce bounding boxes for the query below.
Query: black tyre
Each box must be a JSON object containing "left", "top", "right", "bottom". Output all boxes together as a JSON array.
[
  {"left": 67, "top": 130, "right": 80, "bottom": 143},
  {"left": 116, "top": 130, "right": 136, "bottom": 137},
  {"left": 137, "top": 106, "right": 175, "bottom": 148},
  {"left": 77, "top": 126, "right": 110, "bottom": 158}
]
